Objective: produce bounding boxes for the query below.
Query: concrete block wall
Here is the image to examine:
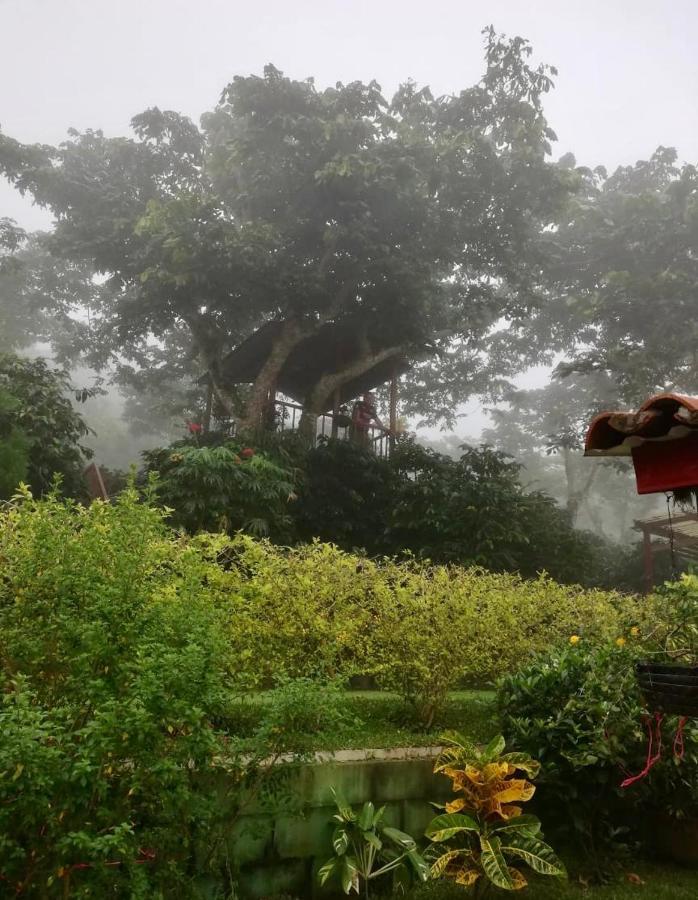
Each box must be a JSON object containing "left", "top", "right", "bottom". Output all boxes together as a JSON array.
[{"left": 228, "top": 747, "right": 449, "bottom": 899}]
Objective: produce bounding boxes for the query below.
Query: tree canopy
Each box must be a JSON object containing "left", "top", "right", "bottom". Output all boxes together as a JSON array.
[{"left": 0, "top": 30, "right": 576, "bottom": 429}]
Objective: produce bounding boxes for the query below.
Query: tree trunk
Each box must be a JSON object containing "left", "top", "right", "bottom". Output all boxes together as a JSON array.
[
  {"left": 237, "top": 319, "right": 307, "bottom": 433},
  {"left": 298, "top": 345, "right": 405, "bottom": 440}
]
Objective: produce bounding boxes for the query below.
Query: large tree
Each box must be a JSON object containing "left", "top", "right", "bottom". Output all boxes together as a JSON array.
[
  {"left": 0, "top": 30, "right": 575, "bottom": 430},
  {"left": 501, "top": 147, "right": 698, "bottom": 403}
]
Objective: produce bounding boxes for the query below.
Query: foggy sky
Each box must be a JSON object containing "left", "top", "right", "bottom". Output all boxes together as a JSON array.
[
  {"left": 2, "top": 0, "right": 697, "bottom": 230},
  {"left": 2, "top": 0, "right": 696, "bottom": 442}
]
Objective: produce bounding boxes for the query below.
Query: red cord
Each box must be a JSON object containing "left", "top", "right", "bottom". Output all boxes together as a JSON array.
[
  {"left": 621, "top": 712, "right": 664, "bottom": 788},
  {"left": 673, "top": 716, "right": 688, "bottom": 760}
]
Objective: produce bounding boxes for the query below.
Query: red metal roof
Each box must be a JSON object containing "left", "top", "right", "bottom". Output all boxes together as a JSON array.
[{"left": 585, "top": 393, "right": 698, "bottom": 457}]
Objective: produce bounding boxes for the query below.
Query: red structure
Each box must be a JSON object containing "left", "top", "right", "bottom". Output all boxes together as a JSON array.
[
  {"left": 585, "top": 393, "right": 698, "bottom": 592},
  {"left": 585, "top": 393, "right": 698, "bottom": 494}
]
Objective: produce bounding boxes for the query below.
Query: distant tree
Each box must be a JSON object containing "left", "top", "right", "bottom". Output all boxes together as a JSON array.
[
  {"left": 482, "top": 372, "right": 661, "bottom": 540},
  {"left": 507, "top": 147, "right": 698, "bottom": 401},
  {"left": 0, "top": 219, "right": 104, "bottom": 363},
  {"left": 0, "top": 30, "right": 576, "bottom": 431},
  {"left": 0, "top": 354, "right": 92, "bottom": 496}
]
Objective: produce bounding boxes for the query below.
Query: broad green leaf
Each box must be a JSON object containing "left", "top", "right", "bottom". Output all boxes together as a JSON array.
[
  {"left": 318, "top": 857, "right": 338, "bottom": 885},
  {"left": 483, "top": 734, "right": 506, "bottom": 761},
  {"left": 429, "top": 849, "right": 466, "bottom": 878},
  {"left": 363, "top": 831, "right": 382, "bottom": 851},
  {"left": 500, "top": 752, "right": 541, "bottom": 779},
  {"left": 333, "top": 825, "right": 350, "bottom": 856},
  {"left": 341, "top": 855, "right": 360, "bottom": 894},
  {"left": 406, "top": 848, "right": 429, "bottom": 882},
  {"left": 358, "top": 801, "right": 375, "bottom": 831},
  {"left": 425, "top": 813, "right": 480, "bottom": 842},
  {"left": 489, "top": 815, "right": 541, "bottom": 835},
  {"left": 382, "top": 825, "right": 416, "bottom": 850},
  {"left": 332, "top": 787, "right": 356, "bottom": 823},
  {"left": 501, "top": 835, "right": 566, "bottom": 877},
  {"left": 479, "top": 835, "right": 515, "bottom": 890}
]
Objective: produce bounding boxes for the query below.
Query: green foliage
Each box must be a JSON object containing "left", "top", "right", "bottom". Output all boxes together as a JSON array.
[
  {"left": 294, "top": 438, "right": 396, "bottom": 552},
  {"left": 295, "top": 439, "right": 617, "bottom": 588},
  {"left": 0, "top": 486, "right": 291, "bottom": 897},
  {"left": 0, "top": 32, "right": 576, "bottom": 429},
  {"left": 0, "top": 385, "right": 28, "bottom": 498},
  {"left": 388, "top": 442, "right": 610, "bottom": 585},
  {"left": 220, "top": 535, "right": 642, "bottom": 723},
  {"left": 142, "top": 436, "right": 297, "bottom": 539},
  {"left": 318, "top": 790, "right": 427, "bottom": 896},
  {"left": 0, "top": 353, "right": 92, "bottom": 497},
  {"left": 426, "top": 733, "right": 565, "bottom": 892},
  {"left": 497, "top": 596, "right": 698, "bottom": 875},
  {"left": 252, "top": 677, "right": 358, "bottom": 753}
]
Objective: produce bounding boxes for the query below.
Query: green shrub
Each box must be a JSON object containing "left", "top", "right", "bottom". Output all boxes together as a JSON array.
[
  {"left": 142, "top": 437, "right": 297, "bottom": 539},
  {"left": 497, "top": 613, "right": 698, "bottom": 875},
  {"left": 0, "top": 485, "right": 280, "bottom": 897},
  {"left": 218, "top": 537, "right": 644, "bottom": 723},
  {"left": 221, "top": 536, "right": 378, "bottom": 685}
]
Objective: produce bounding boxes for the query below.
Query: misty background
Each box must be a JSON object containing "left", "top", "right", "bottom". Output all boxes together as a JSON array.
[{"left": 3, "top": 0, "right": 695, "bottom": 540}]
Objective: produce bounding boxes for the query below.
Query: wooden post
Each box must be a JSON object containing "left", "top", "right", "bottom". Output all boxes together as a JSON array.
[
  {"left": 331, "top": 387, "right": 341, "bottom": 439},
  {"left": 389, "top": 366, "right": 398, "bottom": 452},
  {"left": 203, "top": 380, "right": 213, "bottom": 433},
  {"left": 642, "top": 526, "right": 654, "bottom": 595}
]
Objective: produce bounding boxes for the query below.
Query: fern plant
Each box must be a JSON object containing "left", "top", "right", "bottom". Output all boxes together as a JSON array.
[{"left": 426, "top": 733, "right": 566, "bottom": 893}]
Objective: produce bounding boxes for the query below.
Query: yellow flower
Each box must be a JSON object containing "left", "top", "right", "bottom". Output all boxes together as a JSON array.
[
  {"left": 569, "top": 635, "right": 580, "bottom": 645},
  {"left": 630, "top": 626, "right": 640, "bottom": 637},
  {"left": 616, "top": 637, "right": 626, "bottom": 648}
]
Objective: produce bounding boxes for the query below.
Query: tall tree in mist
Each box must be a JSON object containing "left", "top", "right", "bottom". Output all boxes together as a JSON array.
[
  {"left": 502, "top": 147, "right": 698, "bottom": 403},
  {"left": 0, "top": 29, "right": 576, "bottom": 428}
]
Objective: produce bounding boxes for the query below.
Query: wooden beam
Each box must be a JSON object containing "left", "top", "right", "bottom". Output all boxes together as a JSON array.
[
  {"left": 331, "top": 387, "right": 340, "bottom": 439},
  {"left": 642, "top": 527, "right": 654, "bottom": 595}
]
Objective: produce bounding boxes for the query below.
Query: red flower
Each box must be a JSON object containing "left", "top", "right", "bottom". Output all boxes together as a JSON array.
[
  {"left": 187, "top": 422, "right": 203, "bottom": 434},
  {"left": 240, "top": 447, "right": 255, "bottom": 459}
]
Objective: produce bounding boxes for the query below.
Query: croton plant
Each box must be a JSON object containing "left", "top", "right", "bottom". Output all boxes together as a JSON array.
[{"left": 426, "top": 733, "right": 566, "bottom": 892}]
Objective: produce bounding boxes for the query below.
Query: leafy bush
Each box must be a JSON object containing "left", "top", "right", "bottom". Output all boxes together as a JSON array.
[
  {"left": 222, "top": 536, "right": 377, "bottom": 685},
  {"left": 295, "top": 439, "right": 625, "bottom": 588},
  {"left": 425, "top": 733, "right": 565, "bottom": 892},
  {"left": 319, "top": 791, "right": 427, "bottom": 896},
  {"left": 294, "top": 438, "right": 395, "bottom": 552},
  {"left": 0, "top": 353, "right": 92, "bottom": 497},
  {"left": 142, "top": 436, "right": 297, "bottom": 539},
  {"left": 219, "top": 537, "right": 643, "bottom": 723},
  {"left": 0, "top": 485, "right": 285, "bottom": 897},
  {"left": 497, "top": 596, "right": 698, "bottom": 875}
]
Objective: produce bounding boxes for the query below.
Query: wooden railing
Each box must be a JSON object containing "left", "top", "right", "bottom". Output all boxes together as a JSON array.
[{"left": 221, "top": 399, "right": 392, "bottom": 457}]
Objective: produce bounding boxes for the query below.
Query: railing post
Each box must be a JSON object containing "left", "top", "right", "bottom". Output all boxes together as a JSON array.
[{"left": 331, "top": 388, "right": 340, "bottom": 439}]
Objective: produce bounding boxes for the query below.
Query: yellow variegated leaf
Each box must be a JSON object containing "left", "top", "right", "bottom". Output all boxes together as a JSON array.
[
  {"left": 445, "top": 797, "right": 467, "bottom": 813},
  {"left": 499, "top": 804, "right": 524, "bottom": 820},
  {"left": 455, "top": 865, "right": 481, "bottom": 886},
  {"left": 430, "top": 849, "right": 465, "bottom": 878},
  {"left": 483, "top": 762, "right": 509, "bottom": 781},
  {"left": 508, "top": 866, "right": 528, "bottom": 890},
  {"left": 494, "top": 779, "right": 535, "bottom": 805}
]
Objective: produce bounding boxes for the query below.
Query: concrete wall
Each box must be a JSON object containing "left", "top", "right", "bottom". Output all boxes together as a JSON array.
[{"left": 227, "top": 747, "right": 449, "bottom": 899}]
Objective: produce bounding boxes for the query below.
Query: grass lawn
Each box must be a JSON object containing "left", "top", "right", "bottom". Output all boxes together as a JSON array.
[
  {"left": 406, "top": 857, "right": 698, "bottom": 899},
  {"left": 226, "top": 688, "right": 497, "bottom": 752}
]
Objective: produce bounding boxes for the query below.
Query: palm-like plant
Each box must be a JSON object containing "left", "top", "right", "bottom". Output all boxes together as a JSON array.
[
  {"left": 426, "top": 733, "right": 566, "bottom": 894},
  {"left": 318, "top": 789, "right": 428, "bottom": 898}
]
